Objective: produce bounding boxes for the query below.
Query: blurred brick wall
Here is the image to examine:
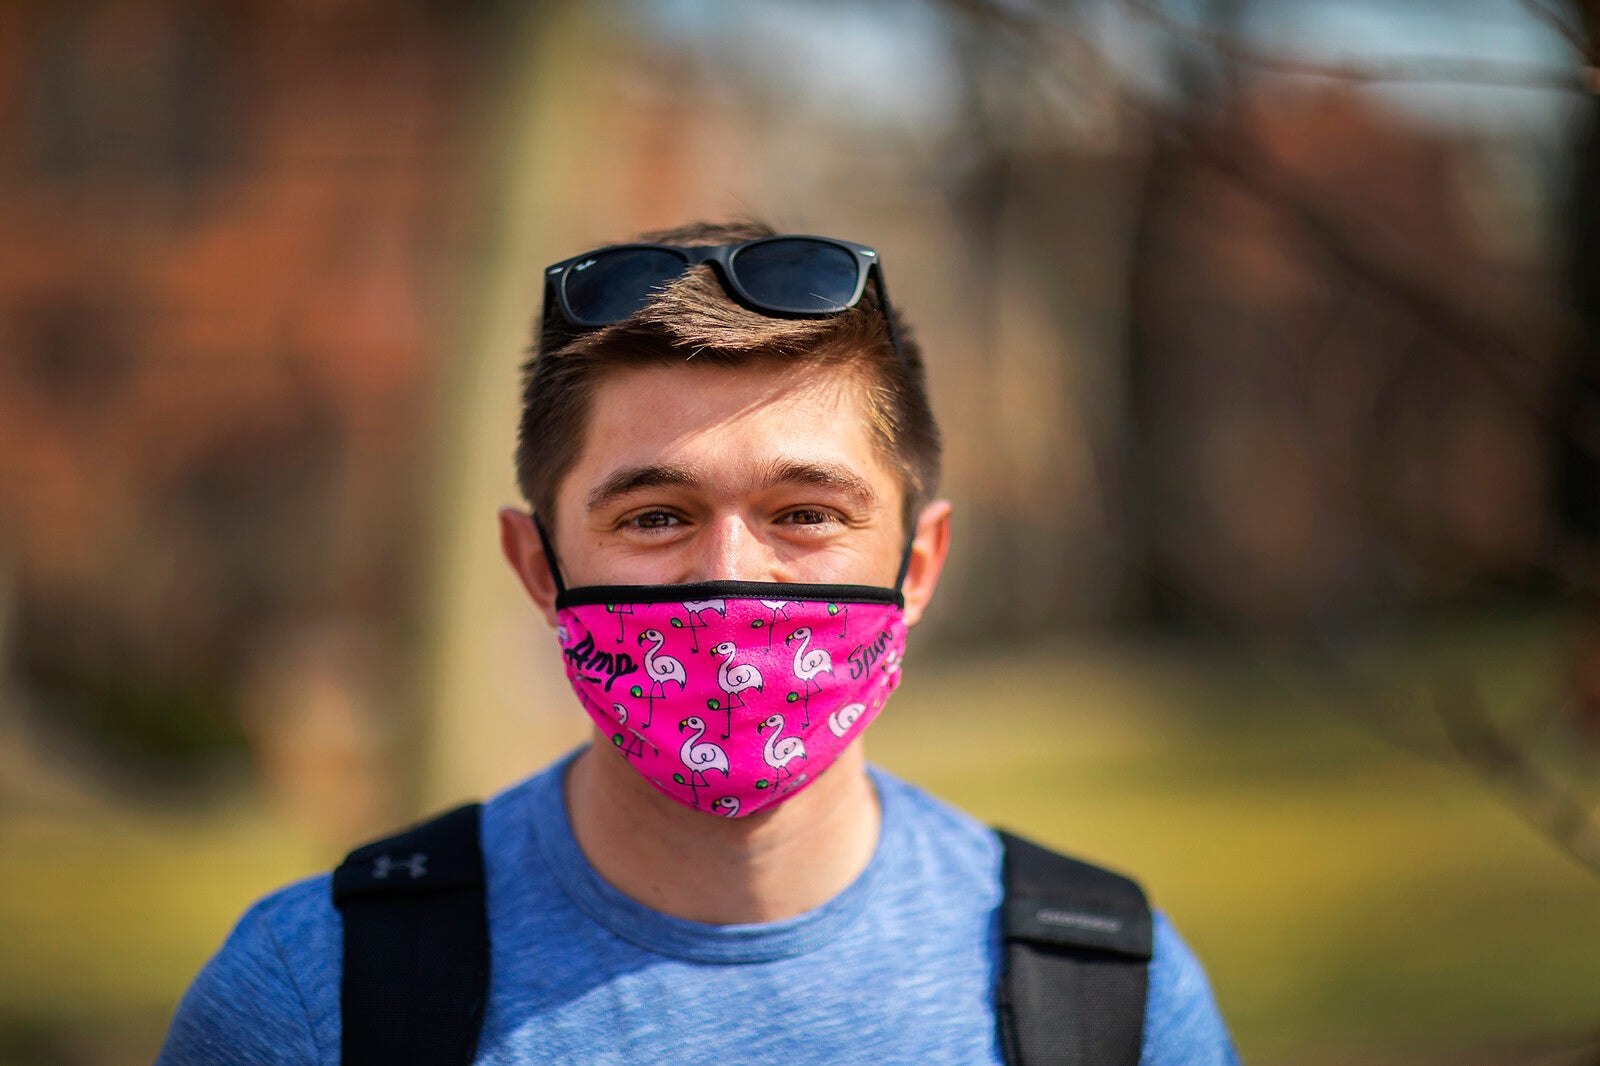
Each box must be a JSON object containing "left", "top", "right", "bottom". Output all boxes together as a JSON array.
[{"left": 0, "top": 0, "right": 491, "bottom": 826}]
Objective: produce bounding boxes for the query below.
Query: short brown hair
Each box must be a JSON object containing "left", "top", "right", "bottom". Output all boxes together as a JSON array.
[{"left": 514, "top": 219, "right": 941, "bottom": 534}]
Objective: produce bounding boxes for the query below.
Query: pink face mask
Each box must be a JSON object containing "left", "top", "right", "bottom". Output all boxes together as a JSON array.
[{"left": 553, "top": 577, "right": 908, "bottom": 818}]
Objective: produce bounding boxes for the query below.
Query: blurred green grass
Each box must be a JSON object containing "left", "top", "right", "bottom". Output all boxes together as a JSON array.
[
  {"left": 874, "top": 614, "right": 1600, "bottom": 1064},
  {"left": 0, "top": 804, "right": 326, "bottom": 1065},
  {"left": 2, "top": 613, "right": 1597, "bottom": 1065}
]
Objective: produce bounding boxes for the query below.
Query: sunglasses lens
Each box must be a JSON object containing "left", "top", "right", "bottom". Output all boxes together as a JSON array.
[
  {"left": 563, "top": 248, "right": 686, "bottom": 325},
  {"left": 731, "top": 239, "right": 861, "bottom": 314}
]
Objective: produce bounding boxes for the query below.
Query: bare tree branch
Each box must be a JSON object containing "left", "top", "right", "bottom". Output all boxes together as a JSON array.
[
  {"left": 1123, "top": 0, "right": 1595, "bottom": 93},
  {"left": 1519, "top": 0, "right": 1594, "bottom": 62},
  {"left": 1434, "top": 677, "right": 1600, "bottom": 874},
  {"left": 934, "top": 0, "right": 1111, "bottom": 84},
  {"left": 1179, "top": 122, "right": 1554, "bottom": 419},
  {"left": 1581, "top": 0, "right": 1600, "bottom": 52},
  {"left": 942, "top": 0, "right": 1600, "bottom": 887}
]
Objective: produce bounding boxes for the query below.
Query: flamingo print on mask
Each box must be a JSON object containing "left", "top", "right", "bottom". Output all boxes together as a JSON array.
[
  {"left": 676, "top": 716, "right": 730, "bottom": 809},
  {"left": 555, "top": 587, "right": 908, "bottom": 818},
  {"left": 828, "top": 701, "right": 866, "bottom": 738},
  {"left": 637, "top": 629, "right": 687, "bottom": 723},
  {"left": 711, "top": 640, "right": 763, "bottom": 740},
  {"left": 751, "top": 599, "right": 790, "bottom": 646},
  {"left": 757, "top": 712, "right": 807, "bottom": 792},
  {"left": 605, "top": 603, "right": 633, "bottom": 643},
  {"left": 673, "top": 599, "right": 726, "bottom": 653},
  {"left": 610, "top": 701, "right": 658, "bottom": 760},
  {"left": 786, "top": 627, "right": 834, "bottom": 728}
]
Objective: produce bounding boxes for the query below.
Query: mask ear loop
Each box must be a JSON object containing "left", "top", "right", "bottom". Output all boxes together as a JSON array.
[
  {"left": 870, "top": 260, "right": 919, "bottom": 601},
  {"left": 893, "top": 527, "right": 916, "bottom": 594},
  {"left": 531, "top": 513, "right": 568, "bottom": 598}
]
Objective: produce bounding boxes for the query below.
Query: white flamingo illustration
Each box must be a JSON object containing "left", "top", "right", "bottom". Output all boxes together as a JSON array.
[
  {"left": 711, "top": 640, "right": 763, "bottom": 740},
  {"left": 785, "top": 626, "right": 834, "bottom": 727},
  {"left": 610, "top": 701, "right": 658, "bottom": 760},
  {"left": 676, "top": 716, "right": 729, "bottom": 809},
  {"left": 711, "top": 796, "right": 741, "bottom": 817},
  {"left": 754, "top": 599, "right": 791, "bottom": 645},
  {"left": 675, "top": 599, "right": 726, "bottom": 653},
  {"left": 637, "top": 629, "right": 687, "bottom": 723},
  {"left": 828, "top": 701, "right": 866, "bottom": 739},
  {"left": 757, "top": 712, "right": 807, "bottom": 790}
]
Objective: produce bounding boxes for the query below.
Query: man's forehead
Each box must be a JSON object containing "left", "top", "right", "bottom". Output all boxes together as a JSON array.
[
  {"left": 562, "top": 359, "right": 900, "bottom": 503},
  {"left": 580, "top": 361, "right": 869, "bottom": 450}
]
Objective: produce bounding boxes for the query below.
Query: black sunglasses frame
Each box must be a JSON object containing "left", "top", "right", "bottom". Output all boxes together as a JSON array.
[{"left": 542, "top": 235, "right": 887, "bottom": 327}]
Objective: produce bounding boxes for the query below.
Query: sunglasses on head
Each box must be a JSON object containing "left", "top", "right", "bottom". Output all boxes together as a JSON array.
[{"left": 542, "top": 235, "right": 887, "bottom": 327}]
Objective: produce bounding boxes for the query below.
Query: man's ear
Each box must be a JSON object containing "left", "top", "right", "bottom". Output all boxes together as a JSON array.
[
  {"left": 901, "top": 499, "right": 951, "bottom": 629},
  {"left": 498, "top": 507, "right": 561, "bottom": 628}
]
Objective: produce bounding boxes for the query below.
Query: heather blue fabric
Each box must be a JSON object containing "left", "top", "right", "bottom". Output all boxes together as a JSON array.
[{"left": 159, "top": 752, "right": 1239, "bottom": 1065}]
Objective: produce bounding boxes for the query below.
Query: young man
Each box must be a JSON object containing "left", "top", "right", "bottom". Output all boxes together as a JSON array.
[{"left": 159, "top": 221, "right": 1238, "bottom": 1063}]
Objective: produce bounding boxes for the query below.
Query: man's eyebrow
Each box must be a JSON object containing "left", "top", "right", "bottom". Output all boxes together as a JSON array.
[
  {"left": 758, "top": 460, "right": 880, "bottom": 507},
  {"left": 584, "top": 460, "right": 881, "bottom": 513},
  {"left": 585, "top": 464, "right": 705, "bottom": 513}
]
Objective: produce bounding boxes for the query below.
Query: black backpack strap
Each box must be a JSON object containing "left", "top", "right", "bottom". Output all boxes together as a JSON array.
[
  {"left": 332, "top": 803, "right": 489, "bottom": 1066},
  {"left": 997, "top": 830, "right": 1154, "bottom": 1066}
]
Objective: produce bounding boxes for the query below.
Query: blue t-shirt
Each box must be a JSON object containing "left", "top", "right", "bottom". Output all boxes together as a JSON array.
[{"left": 159, "top": 753, "right": 1238, "bottom": 1064}]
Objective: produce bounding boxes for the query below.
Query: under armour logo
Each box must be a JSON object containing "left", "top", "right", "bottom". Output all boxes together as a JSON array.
[{"left": 371, "top": 852, "right": 428, "bottom": 880}]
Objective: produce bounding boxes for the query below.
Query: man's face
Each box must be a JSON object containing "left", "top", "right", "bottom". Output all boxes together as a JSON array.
[
  {"left": 501, "top": 357, "right": 948, "bottom": 630},
  {"left": 556, "top": 359, "right": 905, "bottom": 588}
]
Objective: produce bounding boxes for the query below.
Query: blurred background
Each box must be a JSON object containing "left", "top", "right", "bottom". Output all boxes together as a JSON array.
[{"left": 1, "top": 0, "right": 1598, "bottom": 1062}]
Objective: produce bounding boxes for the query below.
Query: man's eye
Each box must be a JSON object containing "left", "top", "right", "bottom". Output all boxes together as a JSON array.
[
  {"left": 630, "top": 511, "right": 679, "bottom": 529},
  {"left": 784, "top": 509, "right": 833, "bottom": 525}
]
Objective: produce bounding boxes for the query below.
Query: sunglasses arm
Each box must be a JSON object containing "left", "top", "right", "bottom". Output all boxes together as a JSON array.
[{"left": 869, "top": 264, "right": 907, "bottom": 367}]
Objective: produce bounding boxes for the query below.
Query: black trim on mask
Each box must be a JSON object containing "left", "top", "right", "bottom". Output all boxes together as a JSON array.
[{"left": 556, "top": 580, "right": 904, "bottom": 610}]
